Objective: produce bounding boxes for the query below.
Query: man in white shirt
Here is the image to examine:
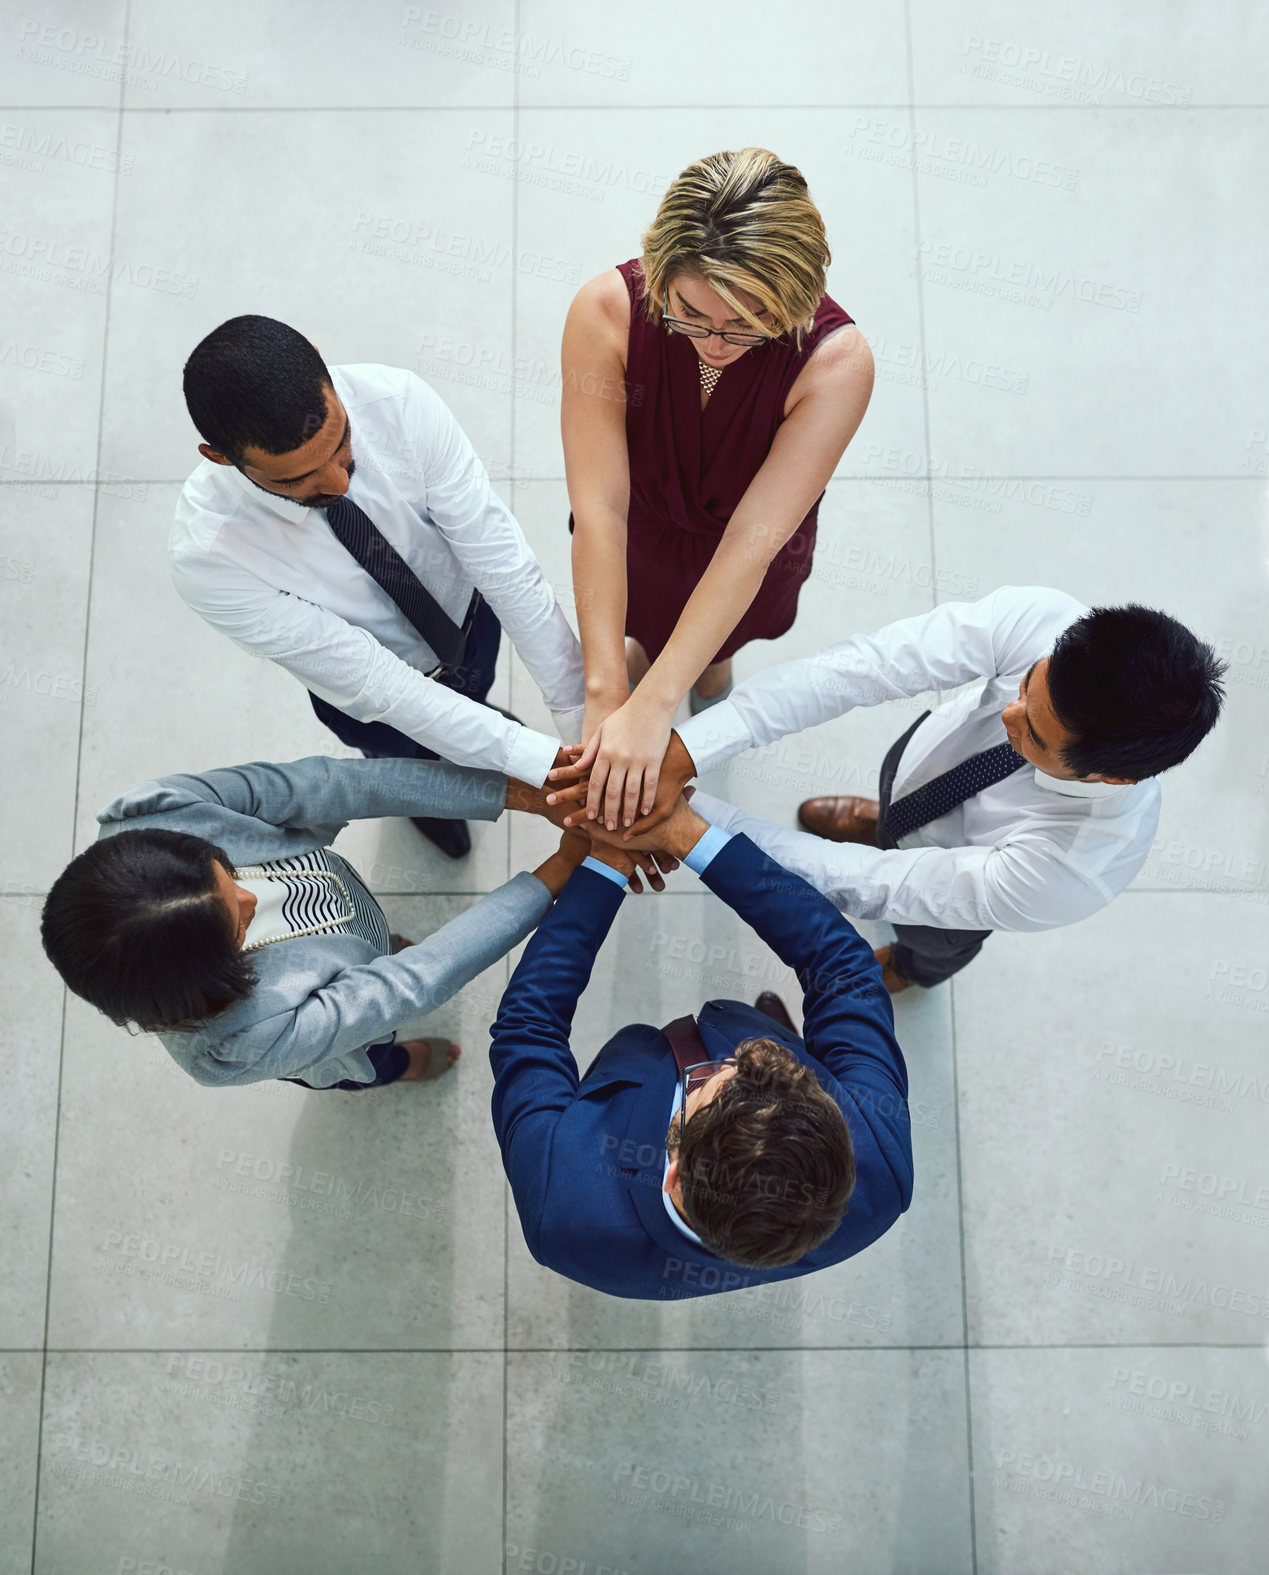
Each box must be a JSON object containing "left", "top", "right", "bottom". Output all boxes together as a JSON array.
[
  {"left": 172, "top": 315, "right": 585, "bottom": 858},
  {"left": 555, "top": 587, "right": 1226, "bottom": 992}
]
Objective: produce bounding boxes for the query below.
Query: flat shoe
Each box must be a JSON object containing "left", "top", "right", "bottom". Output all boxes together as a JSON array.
[{"left": 397, "top": 1037, "right": 462, "bottom": 1083}]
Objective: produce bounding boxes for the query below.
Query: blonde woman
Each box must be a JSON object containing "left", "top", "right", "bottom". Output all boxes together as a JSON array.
[{"left": 556, "top": 148, "right": 873, "bottom": 833}]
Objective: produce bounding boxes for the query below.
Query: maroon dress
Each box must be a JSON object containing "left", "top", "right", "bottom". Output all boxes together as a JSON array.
[{"left": 616, "top": 256, "right": 855, "bottom": 665}]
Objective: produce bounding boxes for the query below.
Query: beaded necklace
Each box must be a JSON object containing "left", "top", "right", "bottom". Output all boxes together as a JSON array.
[{"left": 698, "top": 358, "right": 723, "bottom": 399}]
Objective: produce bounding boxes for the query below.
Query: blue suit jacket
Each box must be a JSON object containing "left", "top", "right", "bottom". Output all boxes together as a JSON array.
[{"left": 489, "top": 833, "right": 913, "bottom": 1300}]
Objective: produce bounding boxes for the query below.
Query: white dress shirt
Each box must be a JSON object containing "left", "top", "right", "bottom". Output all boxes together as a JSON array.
[
  {"left": 678, "top": 587, "right": 1162, "bottom": 933},
  {"left": 170, "top": 364, "right": 585, "bottom": 787}
]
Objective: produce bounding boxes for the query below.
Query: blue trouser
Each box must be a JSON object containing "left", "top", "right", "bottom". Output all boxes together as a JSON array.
[{"left": 308, "top": 597, "right": 502, "bottom": 761}]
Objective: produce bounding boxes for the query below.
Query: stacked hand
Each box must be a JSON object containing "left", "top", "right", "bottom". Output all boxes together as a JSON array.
[
  {"left": 516, "top": 750, "right": 680, "bottom": 896},
  {"left": 546, "top": 731, "right": 698, "bottom": 838}
]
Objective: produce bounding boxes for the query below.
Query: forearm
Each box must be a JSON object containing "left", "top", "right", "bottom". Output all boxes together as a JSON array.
[
  {"left": 107, "top": 755, "right": 510, "bottom": 833},
  {"left": 676, "top": 587, "right": 1071, "bottom": 778},
  {"left": 260, "top": 871, "right": 554, "bottom": 1075},
  {"left": 636, "top": 528, "right": 772, "bottom": 709},
  {"left": 698, "top": 835, "right": 902, "bottom": 1090},
  {"left": 691, "top": 793, "right": 1072, "bottom": 933},
  {"left": 571, "top": 509, "right": 630, "bottom": 699}
]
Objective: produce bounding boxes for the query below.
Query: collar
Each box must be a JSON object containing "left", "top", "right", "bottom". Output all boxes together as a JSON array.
[
  {"left": 662, "top": 1080, "right": 703, "bottom": 1245},
  {"left": 222, "top": 460, "right": 316, "bottom": 526},
  {"left": 1032, "top": 769, "right": 1133, "bottom": 799}
]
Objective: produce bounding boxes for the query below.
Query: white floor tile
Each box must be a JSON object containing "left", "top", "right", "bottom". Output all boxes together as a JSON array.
[
  {"left": 915, "top": 109, "right": 1268, "bottom": 476},
  {"left": 0, "top": 3, "right": 126, "bottom": 108},
  {"left": 911, "top": 0, "right": 1269, "bottom": 107},
  {"left": 36, "top": 1351, "right": 502, "bottom": 1574},
  {"left": 516, "top": 0, "right": 910, "bottom": 108},
  {"left": 99, "top": 108, "right": 516, "bottom": 481},
  {"left": 0, "top": 485, "right": 94, "bottom": 892},
  {"left": 122, "top": 0, "right": 516, "bottom": 109},
  {"left": 971, "top": 1346, "right": 1266, "bottom": 1575},
  {"left": 957, "top": 892, "right": 1269, "bottom": 1346},
  {"left": 506, "top": 1349, "right": 971, "bottom": 1575},
  {"left": 0, "top": 1353, "right": 40, "bottom": 1575},
  {"left": 0, "top": 110, "right": 115, "bottom": 479}
]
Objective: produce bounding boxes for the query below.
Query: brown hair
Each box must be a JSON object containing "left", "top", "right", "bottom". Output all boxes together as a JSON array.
[
  {"left": 638, "top": 148, "right": 830, "bottom": 347},
  {"left": 669, "top": 1038, "right": 854, "bottom": 1269}
]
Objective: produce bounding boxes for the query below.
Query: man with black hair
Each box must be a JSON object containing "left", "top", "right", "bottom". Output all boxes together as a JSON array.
[
  {"left": 552, "top": 586, "right": 1227, "bottom": 992},
  {"left": 172, "top": 315, "right": 586, "bottom": 859}
]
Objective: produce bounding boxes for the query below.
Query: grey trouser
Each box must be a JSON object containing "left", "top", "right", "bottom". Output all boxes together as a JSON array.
[{"left": 876, "top": 712, "right": 991, "bottom": 988}]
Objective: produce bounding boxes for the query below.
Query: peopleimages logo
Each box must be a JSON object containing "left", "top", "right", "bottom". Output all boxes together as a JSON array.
[{"left": 1046, "top": 1245, "right": 1269, "bottom": 1319}]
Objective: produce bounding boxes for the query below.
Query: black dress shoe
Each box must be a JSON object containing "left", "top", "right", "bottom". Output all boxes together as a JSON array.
[
  {"left": 755, "top": 991, "right": 797, "bottom": 1035},
  {"left": 411, "top": 816, "right": 472, "bottom": 859}
]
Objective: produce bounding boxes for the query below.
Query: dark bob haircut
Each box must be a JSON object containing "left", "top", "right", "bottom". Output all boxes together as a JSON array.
[
  {"left": 182, "top": 314, "right": 333, "bottom": 465},
  {"left": 41, "top": 829, "right": 257, "bottom": 1034}
]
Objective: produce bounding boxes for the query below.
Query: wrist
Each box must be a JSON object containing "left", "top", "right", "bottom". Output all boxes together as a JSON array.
[
  {"left": 668, "top": 728, "right": 697, "bottom": 777},
  {"left": 585, "top": 670, "right": 626, "bottom": 702},
  {"left": 583, "top": 841, "right": 627, "bottom": 872},
  {"left": 664, "top": 807, "right": 709, "bottom": 861},
  {"left": 532, "top": 851, "right": 575, "bottom": 899}
]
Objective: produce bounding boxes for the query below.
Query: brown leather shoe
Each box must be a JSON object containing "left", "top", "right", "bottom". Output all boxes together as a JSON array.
[
  {"left": 755, "top": 991, "right": 797, "bottom": 1035},
  {"left": 797, "top": 795, "right": 880, "bottom": 845},
  {"left": 874, "top": 945, "right": 912, "bottom": 995}
]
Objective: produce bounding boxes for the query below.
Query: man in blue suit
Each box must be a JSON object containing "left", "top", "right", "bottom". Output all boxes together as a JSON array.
[{"left": 489, "top": 798, "right": 913, "bottom": 1300}]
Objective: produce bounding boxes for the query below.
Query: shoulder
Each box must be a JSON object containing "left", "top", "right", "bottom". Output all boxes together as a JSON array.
[
  {"left": 793, "top": 323, "right": 873, "bottom": 400},
  {"left": 172, "top": 460, "right": 239, "bottom": 553},
  {"left": 565, "top": 268, "right": 632, "bottom": 343},
  {"left": 987, "top": 584, "right": 1089, "bottom": 658}
]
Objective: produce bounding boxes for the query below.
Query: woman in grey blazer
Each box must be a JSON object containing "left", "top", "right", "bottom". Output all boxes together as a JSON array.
[{"left": 40, "top": 754, "right": 656, "bottom": 1091}]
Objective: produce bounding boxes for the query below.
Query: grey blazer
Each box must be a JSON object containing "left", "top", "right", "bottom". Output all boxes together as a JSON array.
[{"left": 96, "top": 755, "right": 551, "bottom": 1088}]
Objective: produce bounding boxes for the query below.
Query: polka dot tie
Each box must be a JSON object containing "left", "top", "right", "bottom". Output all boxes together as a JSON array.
[{"left": 885, "top": 740, "right": 1028, "bottom": 844}]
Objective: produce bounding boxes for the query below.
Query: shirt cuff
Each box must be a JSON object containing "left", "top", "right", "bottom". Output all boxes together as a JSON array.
[
  {"left": 505, "top": 724, "right": 561, "bottom": 789},
  {"left": 674, "top": 698, "right": 752, "bottom": 777},
  {"left": 683, "top": 825, "right": 734, "bottom": 875},
  {"left": 581, "top": 856, "right": 628, "bottom": 888}
]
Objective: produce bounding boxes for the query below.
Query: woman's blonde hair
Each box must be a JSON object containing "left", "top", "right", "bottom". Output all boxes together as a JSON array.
[{"left": 639, "top": 148, "right": 830, "bottom": 347}]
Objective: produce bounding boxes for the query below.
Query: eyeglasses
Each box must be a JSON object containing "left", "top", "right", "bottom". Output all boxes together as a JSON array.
[
  {"left": 672, "top": 1057, "right": 737, "bottom": 1149},
  {"left": 661, "top": 313, "right": 771, "bottom": 349}
]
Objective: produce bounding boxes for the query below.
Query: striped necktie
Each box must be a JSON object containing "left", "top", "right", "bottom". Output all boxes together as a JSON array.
[
  {"left": 886, "top": 740, "right": 1028, "bottom": 844},
  {"left": 324, "top": 495, "right": 465, "bottom": 670}
]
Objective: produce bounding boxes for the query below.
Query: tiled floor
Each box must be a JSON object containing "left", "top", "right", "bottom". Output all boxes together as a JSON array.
[{"left": 2, "top": 3, "right": 1266, "bottom": 1571}]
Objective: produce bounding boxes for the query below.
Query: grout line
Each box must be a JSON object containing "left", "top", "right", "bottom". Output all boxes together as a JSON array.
[
  {"left": 28, "top": 18, "right": 130, "bottom": 1571},
  {"left": 904, "top": 15, "right": 977, "bottom": 1568},
  {"left": 7, "top": 102, "right": 1264, "bottom": 113},
  {"left": 503, "top": 5, "right": 520, "bottom": 1549},
  {"left": 13, "top": 1341, "right": 1267, "bottom": 1354}
]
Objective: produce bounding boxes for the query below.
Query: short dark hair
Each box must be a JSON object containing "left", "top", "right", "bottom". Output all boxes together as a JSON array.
[
  {"left": 1046, "top": 604, "right": 1227, "bottom": 780},
  {"left": 41, "top": 830, "right": 258, "bottom": 1034},
  {"left": 673, "top": 1039, "right": 854, "bottom": 1269},
  {"left": 182, "top": 315, "right": 333, "bottom": 465}
]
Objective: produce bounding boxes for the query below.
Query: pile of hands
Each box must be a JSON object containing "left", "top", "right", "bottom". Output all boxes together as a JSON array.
[{"left": 508, "top": 731, "right": 701, "bottom": 898}]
